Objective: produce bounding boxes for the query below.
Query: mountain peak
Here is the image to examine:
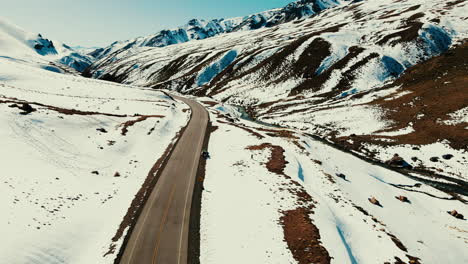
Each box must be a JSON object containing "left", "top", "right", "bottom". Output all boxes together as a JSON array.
[{"left": 90, "top": 0, "right": 349, "bottom": 61}]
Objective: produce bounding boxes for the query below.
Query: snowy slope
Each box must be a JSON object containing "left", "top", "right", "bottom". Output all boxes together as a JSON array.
[
  {"left": 0, "top": 17, "right": 57, "bottom": 58},
  {"left": 87, "top": 0, "right": 467, "bottom": 182},
  {"left": 0, "top": 57, "right": 189, "bottom": 263},
  {"left": 199, "top": 99, "right": 468, "bottom": 264},
  {"left": 0, "top": 17, "right": 96, "bottom": 72},
  {"left": 89, "top": 0, "right": 349, "bottom": 60}
]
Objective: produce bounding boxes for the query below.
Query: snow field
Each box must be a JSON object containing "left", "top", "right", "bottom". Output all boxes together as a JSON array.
[{"left": 0, "top": 58, "right": 190, "bottom": 263}]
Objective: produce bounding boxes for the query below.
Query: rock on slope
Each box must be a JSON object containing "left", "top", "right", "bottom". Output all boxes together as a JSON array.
[{"left": 86, "top": 0, "right": 467, "bottom": 182}]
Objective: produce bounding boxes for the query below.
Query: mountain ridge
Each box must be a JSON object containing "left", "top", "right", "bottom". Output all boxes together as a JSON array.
[
  {"left": 90, "top": 0, "right": 349, "bottom": 60},
  {"left": 0, "top": 16, "right": 96, "bottom": 72},
  {"left": 85, "top": 0, "right": 468, "bottom": 182}
]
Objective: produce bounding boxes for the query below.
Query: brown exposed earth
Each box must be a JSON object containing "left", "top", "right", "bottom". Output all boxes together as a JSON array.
[
  {"left": 281, "top": 208, "right": 331, "bottom": 264},
  {"left": 219, "top": 120, "right": 265, "bottom": 139},
  {"left": 104, "top": 124, "right": 186, "bottom": 259},
  {"left": 246, "top": 143, "right": 331, "bottom": 264},
  {"left": 246, "top": 143, "right": 288, "bottom": 174},
  {"left": 119, "top": 115, "right": 164, "bottom": 136},
  {"left": 336, "top": 42, "right": 468, "bottom": 151},
  {"left": 0, "top": 97, "right": 127, "bottom": 117}
]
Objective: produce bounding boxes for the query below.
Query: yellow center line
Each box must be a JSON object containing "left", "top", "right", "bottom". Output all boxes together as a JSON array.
[{"left": 152, "top": 182, "right": 178, "bottom": 264}]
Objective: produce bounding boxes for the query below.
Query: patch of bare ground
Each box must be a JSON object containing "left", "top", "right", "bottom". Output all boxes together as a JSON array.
[
  {"left": 151, "top": 52, "right": 218, "bottom": 94},
  {"left": 378, "top": 10, "right": 399, "bottom": 20},
  {"left": 391, "top": 255, "right": 422, "bottom": 264},
  {"left": 387, "top": 232, "right": 408, "bottom": 252},
  {"left": 281, "top": 208, "right": 331, "bottom": 264},
  {"left": 446, "top": 0, "right": 466, "bottom": 8},
  {"left": 257, "top": 128, "right": 306, "bottom": 151},
  {"left": 119, "top": 115, "right": 164, "bottom": 136},
  {"left": 207, "top": 49, "right": 263, "bottom": 94},
  {"left": 201, "top": 101, "right": 218, "bottom": 107},
  {"left": 254, "top": 95, "right": 304, "bottom": 116},
  {"left": 376, "top": 22, "right": 423, "bottom": 46},
  {"left": 104, "top": 125, "right": 187, "bottom": 261},
  {"left": 246, "top": 143, "right": 288, "bottom": 174},
  {"left": 339, "top": 42, "right": 468, "bottom": 151},
  {"left": 0, "top": 97, "right": 127, "bottom": 117},
  {"left": 352, "top": 203, "right": 423, "bottom": 263},
  {"left": 218, "top": 120, "right": 265, "bottom": 139},
  {"left": 209, "top": 25, "right": 346, "bottom": 97},
  {"left": 148, "top": 54, "right": 190, "bottom": 83},
  {"left": 246, "top": 143, "right": 331, "bottom": 264},
  {"left": 257, "top": 128, "right": 299, "bottom": 140},
  {"left": 289, "top": 46, "right": 368, "bottom": 97}
]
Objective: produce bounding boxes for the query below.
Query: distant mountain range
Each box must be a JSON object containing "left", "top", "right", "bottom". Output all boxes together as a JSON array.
[
  {"left": 90, "top": 0, "right": 349, "bottom": 60},
  {"left": 1, "top": 1, "right": 349, "bottom": 72},
  {"left": 84, "top": 0, "right": 468, "bottom": 181}
]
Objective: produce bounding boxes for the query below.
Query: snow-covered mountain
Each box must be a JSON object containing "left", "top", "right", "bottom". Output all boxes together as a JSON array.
[
  {"left": 86, "top": 0, "right": 468, "bottom": 183},
  {"left": 0, "top": 17, "right": 96, "bottom": 72},
  {"left": 90, "top": 0, "right": 349, "bottom": 60}
]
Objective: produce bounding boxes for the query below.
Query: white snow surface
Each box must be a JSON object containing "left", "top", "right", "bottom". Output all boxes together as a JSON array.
[
  {"left": 90, "top": 0, "right": 467, "bottom": 103},
  {"left": 201, "top": 103, "right": 468, "bottom": 264},
  {"left": 0, "top": 58, "right": 189, "bottom": 263},
  {"left": 0, "top": 16, "right": 95, "bottom": 72}
]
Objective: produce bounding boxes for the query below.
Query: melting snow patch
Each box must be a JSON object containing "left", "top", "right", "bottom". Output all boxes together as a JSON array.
[
  {"left": 443, "top": 107, "right": 468, "bottom": 125},
  {"left": 336, "top": 226, "right": 358, "bottom": 264},
  {"left": 298, "top": 163, "right": 304, "bottom": 182}
]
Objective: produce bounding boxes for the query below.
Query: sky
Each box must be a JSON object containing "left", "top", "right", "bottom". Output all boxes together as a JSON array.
[{"left": 2, "top": 0, "right": 294, "bottom": 47}]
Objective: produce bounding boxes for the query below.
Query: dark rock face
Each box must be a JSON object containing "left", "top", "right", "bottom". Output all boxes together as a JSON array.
[
  {"left": 430, "top": 157, "right": 439, "bottom": 162},
  {"left": 9, "top": 103, "right": 36, "bottom": 115},
  {"left": 386, "top": 154, "right": 412, "bottom": 169},
  {"left": 31, "top": 36, "right": 57, "bottom": 56},
  {"left": 448, "top": 210, "right": 465, "bottom": 220},
  {"left": 395, "top": 195, "right": 410, "bottom": 203},
  {"left": 60, "top": 52, "right": 94, "bottom": 72},
  {"left": 96, "top": 128, "right": 108, "bottom": 133},
  {"left": 442, "top": 154, "right": 454, "bottom": 160},
  {"left": 20, "top": 103, "right": 36, "bottom": 115},
  {"left": 335, "top": 173, "right": 346, "bottom": 180},
  {"left": 382, "top": 56, "right": 405, "bottom": 78}
]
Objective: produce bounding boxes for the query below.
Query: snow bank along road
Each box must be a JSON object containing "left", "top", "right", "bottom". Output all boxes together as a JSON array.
[{"left": 120, "top": 95, "right": 209, "bottom": 264}]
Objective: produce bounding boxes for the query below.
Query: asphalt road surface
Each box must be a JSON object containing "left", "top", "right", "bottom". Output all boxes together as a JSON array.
[{"left": 120, "top": 95, "right": 209, "bottom": 264}]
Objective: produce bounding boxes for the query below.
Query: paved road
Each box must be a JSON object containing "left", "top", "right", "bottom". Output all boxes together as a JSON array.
[{"left": 120, "top": 95, "right": 209, "bottom": 264}]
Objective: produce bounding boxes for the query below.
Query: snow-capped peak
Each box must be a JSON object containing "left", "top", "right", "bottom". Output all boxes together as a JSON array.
[
  {"left": 90, "top": 0, "right": 350, "bottom": 60},
  {"left": 0, "top": 16, "right": 97, "bottom": 72}
]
